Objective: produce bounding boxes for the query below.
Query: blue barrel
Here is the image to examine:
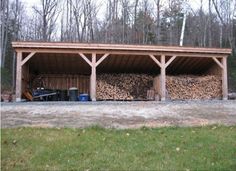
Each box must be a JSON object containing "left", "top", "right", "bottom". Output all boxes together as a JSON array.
[{"left": 79, "top": 94, "right": 89, "bottom": 101}]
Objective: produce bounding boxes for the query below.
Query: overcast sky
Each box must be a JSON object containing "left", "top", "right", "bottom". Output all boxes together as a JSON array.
[{"left": 21, "top": 0, "right": 209, "bottom": 20}]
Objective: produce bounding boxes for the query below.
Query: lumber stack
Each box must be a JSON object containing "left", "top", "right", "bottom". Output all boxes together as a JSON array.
[
  {"left": 164, "top": 75, "right": 222, "bottom": 100},
  {"left": 96, "top": 74, "right": 153, "bottom": 100}
]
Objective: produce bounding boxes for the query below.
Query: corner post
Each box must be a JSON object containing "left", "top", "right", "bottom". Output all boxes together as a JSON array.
[
  {"left": 222, "top": 57, "right": 228, "bottom": 100},
  {"left": 161, "top": 55, "right": 166, "bottom": 101},
  {"left": 90, "top": 53, "right": 96, "bottom": 101},
  {"left": 16, "top": 51, "right": 22, "bottom": 102}
]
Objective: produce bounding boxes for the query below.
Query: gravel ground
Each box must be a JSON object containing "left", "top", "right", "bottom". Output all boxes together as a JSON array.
[{"left": 1, "top": 100, "right": 236, "bottom": 129}]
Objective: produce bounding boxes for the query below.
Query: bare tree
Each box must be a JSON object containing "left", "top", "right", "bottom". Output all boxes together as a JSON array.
[
  {"left": 33, "top": 0, "right": 59, "bottom": 41},
  {"left": 154, "top": 0, "right": 161, "bottom": 44},
  {"left": 133, "top": 0, "right": 139, "bottom": 43},
  {"left": 121, "top": 0, "right": 130, "bottom": 43},
  {"left": 212, "top": 0, "right": 235, "bottom": 49},
  {"left": 10, "top": 0, "right": 24, "bottom": 91},
  {"left": 71, "top": 0, "right": 83, "bottom": 41},
  {"left": 208, "top": 0, "right": 212, "bottom": 47},
  {"left": 1, "top": 0, "right": 9, "bottom": 68}
]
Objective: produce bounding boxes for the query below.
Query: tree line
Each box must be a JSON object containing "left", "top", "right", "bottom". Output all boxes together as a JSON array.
[{"left": 1, "top": 0, "right": 236, "bottom": 90}]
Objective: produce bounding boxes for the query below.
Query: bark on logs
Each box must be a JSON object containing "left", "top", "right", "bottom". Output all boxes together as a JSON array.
[
  {"left": 96, "top": 74, "right": 153, "bottom": 100},
  {"left": 154, "top": 75, "right": 222, "bottom": 100}
]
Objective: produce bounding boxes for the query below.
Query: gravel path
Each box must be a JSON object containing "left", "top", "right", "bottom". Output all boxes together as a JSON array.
[{"left": 1, "top": 100, "right": 236, "bottom": 129}]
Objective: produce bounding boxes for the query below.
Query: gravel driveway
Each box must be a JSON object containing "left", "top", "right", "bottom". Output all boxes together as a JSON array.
[{"left": 1, "top": 100, "right": 236, "bottom": 129}]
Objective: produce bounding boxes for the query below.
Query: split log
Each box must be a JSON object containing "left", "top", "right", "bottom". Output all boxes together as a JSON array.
[
  {"left": 96, "top": 74, "right": 153, "bottom": 100},
  {"left": 154, "top": 75, "right": 222, "bottom": 100}
]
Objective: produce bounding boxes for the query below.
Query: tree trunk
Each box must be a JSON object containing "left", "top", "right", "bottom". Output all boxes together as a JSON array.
[
  {"left": 134, "top": 0, "right": 139, "bottom": 43},
  {"left": 208, "top": 0, "right": 212, "bottom": 47},
  {"left": 156, "top": 0, "right": 161, "bottom": 44}
]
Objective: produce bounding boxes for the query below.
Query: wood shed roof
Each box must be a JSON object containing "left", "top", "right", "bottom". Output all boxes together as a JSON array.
[
  {"left": 12, "top": 41, "right": 232, "bottom": 75},
  {"left": 12, "top": 41, "right": 232, "bottom": 57}
]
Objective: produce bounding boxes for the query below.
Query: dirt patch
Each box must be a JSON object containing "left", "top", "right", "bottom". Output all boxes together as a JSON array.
[{"left": 1, "top": 100, "right": 236, "bottom": 129}]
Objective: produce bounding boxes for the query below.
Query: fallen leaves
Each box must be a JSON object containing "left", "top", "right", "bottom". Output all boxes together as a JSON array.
[
  {"left": 176, "top": 147, "right": 180, "bottom": 151},
  {"left": 212, "top": 126, "right": 217, "bottom": 130},
  {"left": 12, "top": 140, "right": 17, "bottom": 145}
]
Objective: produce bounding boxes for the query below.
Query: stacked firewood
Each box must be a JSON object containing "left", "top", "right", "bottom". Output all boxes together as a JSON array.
[
  {"left": 96, "top": 74, "right": 153, "bottom": 100},
  {"left": 165, "top": 75, "right": 222, "bottom": 100}
]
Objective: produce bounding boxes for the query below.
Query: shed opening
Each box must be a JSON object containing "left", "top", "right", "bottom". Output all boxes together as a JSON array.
[{"left": 12, "top": 42, "right": 231, "bottom": 101}]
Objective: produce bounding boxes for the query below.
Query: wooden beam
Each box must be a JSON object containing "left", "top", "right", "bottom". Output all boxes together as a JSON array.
[
  {"left": 160, "top": 55, "right": 166, "bottom": 101},
  {"left": 79, "top": 53, "right": 92, "bottom": 66},
  {"left": 16, "top": 52, "right": 22, "bottom": 102},
  {"left": 12, "top": 41, "right": 232, "bottom": 55},
  {"left": 165, "top": 55, "right": 177, "bottom": 68},
  {"left": 149, "top": 54, "right": 161, "bottom": 67},
  {"left": 21, "top": 52, "right": 36, "bottom": 66},
  {"left": 90, "top": 53, "right": 96, "bottom": 101},
  {"left": 18, "top": 48, "right": 228, "bottom": 58},
  {"left": 212, "top": 57, "right": 224, "bottom": 69},
  {"left": 222, "top": 57, "right": 228, "bottom": 100},
  {"left": 96, "top": 53, "right": 109, "bottom": 67}
]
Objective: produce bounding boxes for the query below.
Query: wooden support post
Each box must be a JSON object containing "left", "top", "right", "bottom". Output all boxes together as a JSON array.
[
  {"left": 90, "top": 53, "right": 96, "bottom": 101},
  {"left": 160, "top": 55, "right": 166, "bottom": 101},
  {"left": 212, "top": 57, "right": 228, "bottom": 100},
  {"left": 149, "top": 54, "right": 161, "bottom": 67},
  {"left": 222, "top": 57, "right": 228, "bottom": 100},
  {"left": 79, "top": 53, "right": 109, "bottom": 101},
  {"left": 16, "top": 51, "right": 22, "bottom": 102},
  {"left": 165, "top": 55, "right": 176, "bottom": 68},
  {"left": 96, "top": 53, "right": 109, "bottom": 67},
  {"left": 79, "top": 53, "right": 92, "bottom": 66},
  {"left": 212, "top": 57, "right": 223, "bottom": 69},
  {"left": 149, "top": 54, "right": 171, "bottom": 101},
  {"left": 21, "top": 52, "right": 36, "bottom": 66}
]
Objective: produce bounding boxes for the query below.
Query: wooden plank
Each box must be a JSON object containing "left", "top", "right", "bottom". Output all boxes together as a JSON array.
[
  {"left": 33, "top": 74, "right": 90, "bottom": 93},
  {"left": 183, "top": 58, "right": 199, "bottom": 74},
  {"left": 21, "top": 52, "right": 36, "bottom": 66},
  {"left": 16, "top": 52, "right": 22, "bottom": 101},
  {"left": 175, "top": 57, "right": 192, "bottom": 74},
  {"left": 160, "top": 55, "right": 166, "bottom": 101},
  {"left": 140, "top": 55, "right": 149, "bottom": 72},
  {"left": 15, "top": 48, "right": 228, "bottom": 58},
  {"left": 195, "top": 58, "right": 212, "bottom": 74},
  {"left": 167, "top": 57, "right": 183, "bottom": 74},
  {"left": 90, "top": 53, "right": 96, "bottom": 101},
  {"left": 186, "top": 58, "right": 204, "bottom": 74},
  {"left": 122, "top": 55, "right": 131, "bottom": 73},
  {"left": 212, "top": 57, "right": 224, "bottom": 69},
  {"left": 102, "top": 54, "right": 111, "bottom": 72},
  {"left": 12, "top": 41, "right": 232, "bottom": 55},
  {"left": 110, "top": 55, "right": 118, "bottom": 72},
  {"left": 136, "top": 55, "right": 148, "bottom": 73},
  {"left": 96, "top": 53, "right": 109, "bottom": 67},
  {"left": 21, "top": 63, "right": 29, "bottom": 92},
  {"left": 116, "top": 55, "right": 124, "bottom": 72},
  {"left": 149, "top": 54, "right": 162, "bottom": 67},
  {"left": 165, "top": 55, "right": 177, "bottom": 68},
  {"left": 79, "top": 53, "right": 92, "bottom": 66},
  {"left": 222, "top": 57, "right": 228, "bottom": 100}
]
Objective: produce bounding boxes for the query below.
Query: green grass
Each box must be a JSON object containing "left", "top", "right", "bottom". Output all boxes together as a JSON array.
[{"left": 1, "top": 126, "right": 236, "bottom": 170}]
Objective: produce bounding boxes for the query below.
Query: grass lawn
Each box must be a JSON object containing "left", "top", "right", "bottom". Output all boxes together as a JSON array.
[{"left": 1, "top": 126, "right": 236, "bottom": 170}]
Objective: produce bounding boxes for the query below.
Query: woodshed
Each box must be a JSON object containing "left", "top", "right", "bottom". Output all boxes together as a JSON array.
[{"left": 12, "top": 41, "right": 232, "bottom": 102}]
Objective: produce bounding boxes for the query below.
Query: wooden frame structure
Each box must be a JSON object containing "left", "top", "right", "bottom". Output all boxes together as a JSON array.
[{"left": 12, "top": 41, "right": 232, "bottom": 102}]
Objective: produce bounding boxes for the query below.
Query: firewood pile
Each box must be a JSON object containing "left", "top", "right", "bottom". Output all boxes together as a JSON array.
[
  {"left": 96, "top": 74, "right": 153, "bottom": 100},
  {"left": 165, "top": 75, "right": 222, "bottom": 100}
]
